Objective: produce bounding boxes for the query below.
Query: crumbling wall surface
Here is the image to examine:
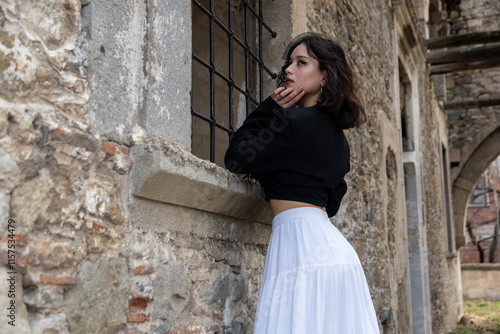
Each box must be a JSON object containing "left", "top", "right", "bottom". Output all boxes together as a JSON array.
[
  {"left": 446, "top": 0, "right": 500, "bottom": 182},
  {"left": 0, "top": 0, "right": 132, "bottom": 333},
  {"left": 308, "top": 1, "right": 410, "bottom": 333},
  {"left": 419, "top": 70, "right": 461, "bottom": 333}
]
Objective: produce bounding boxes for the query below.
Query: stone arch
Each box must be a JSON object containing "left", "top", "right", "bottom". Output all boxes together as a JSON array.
[{"left": 453, "top": 125, "right": 500, "bottom": 248}]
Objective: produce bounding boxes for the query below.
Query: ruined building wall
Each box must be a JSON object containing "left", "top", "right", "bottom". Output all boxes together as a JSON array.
[
  {"left": 446, "top": 0, "right": 500, "bottom": 182},
  {"left": 419, "top": 68, "right": 461, "bottom": 333},
  {"left": 0, "top": 0, "right": 461, "bottom": 333}
]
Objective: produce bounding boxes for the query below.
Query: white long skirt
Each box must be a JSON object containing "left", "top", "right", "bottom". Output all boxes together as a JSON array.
[{"left": 253, "top": 207, "right": 380, "bottom": 334}]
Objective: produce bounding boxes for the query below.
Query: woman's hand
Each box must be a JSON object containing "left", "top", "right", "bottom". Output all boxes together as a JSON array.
[{"left": 272, "top": 87, "right": 305, "bottom": 108}]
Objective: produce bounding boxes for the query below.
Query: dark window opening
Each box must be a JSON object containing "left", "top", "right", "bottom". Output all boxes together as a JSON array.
[{"left": 191, "top": 0, "right": 277, "bottom": 166}]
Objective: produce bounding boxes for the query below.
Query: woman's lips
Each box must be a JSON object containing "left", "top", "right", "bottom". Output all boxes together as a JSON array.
[{"left": 285, "top": 79, "right": 293, "bottom": 84}]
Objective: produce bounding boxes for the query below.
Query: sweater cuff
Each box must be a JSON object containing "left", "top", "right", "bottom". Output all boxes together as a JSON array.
[{"left": 260, "top": 96, "right": 282, "bottom": 111}]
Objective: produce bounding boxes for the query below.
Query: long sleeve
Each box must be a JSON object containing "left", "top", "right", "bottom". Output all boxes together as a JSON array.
[{"left": 224, "top": 97, "right": 296, "bottom": 175}]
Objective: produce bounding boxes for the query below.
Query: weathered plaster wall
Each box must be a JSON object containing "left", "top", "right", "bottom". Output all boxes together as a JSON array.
[{"left": 461, "top": 265, "right": 500, "bottom": 300}]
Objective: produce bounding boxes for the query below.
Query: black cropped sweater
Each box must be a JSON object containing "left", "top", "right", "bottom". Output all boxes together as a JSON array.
[{"left": 224, "top": 96, "right": 350, "bottom": 217}]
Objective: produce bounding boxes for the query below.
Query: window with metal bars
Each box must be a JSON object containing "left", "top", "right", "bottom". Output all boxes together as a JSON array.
[{"left": 191, "top": 0, "right": 277, "bottom": 166}]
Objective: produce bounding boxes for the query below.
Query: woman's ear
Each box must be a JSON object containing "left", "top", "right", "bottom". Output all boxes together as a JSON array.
[{"left": 321, "top": 70, "right": 327, "bottom": 86}]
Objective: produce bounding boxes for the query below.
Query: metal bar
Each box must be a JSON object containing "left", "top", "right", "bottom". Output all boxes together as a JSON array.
[
  {"left": 193, "top": 44, "right": 275, "bottom": 78},
  {"left": 191, "top": 0, "right": 277, "bottom": 160},
  {"left": 192, "top": 53, "right": 260, "bottom": 105},
  {"left": 209, "top": 0, "right": 215, "bottom": 162},
  {"left": 193, "top": 0, "right": 276, "bottom": 37},
  {"left": 244, "top": 1, "right": 250, "bottom": 116},
  {"left": 258, "top": 0, "right": 263, "bottom": 102},
  {"left": 228, "top": 0, "right": 234, "bottom": 134},
  {"left": 239, "top": 0, "right": 276, "bottom": 37},
  {"left": 192, "top": 109, "right": 234, "bottom": 133}
]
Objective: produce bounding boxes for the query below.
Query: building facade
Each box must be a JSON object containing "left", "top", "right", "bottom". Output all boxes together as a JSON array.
[{"left": 4, "top": 0, "right": 496, "bottom": 333}]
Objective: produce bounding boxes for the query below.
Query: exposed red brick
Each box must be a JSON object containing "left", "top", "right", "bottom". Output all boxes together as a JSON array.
[
  {"left": 2, "top": 234, "right": 28, "bottom": 246},
  {"left": 101, "top": 141, "right": 130, "bottom": 156},
  {"left": 92, "top": 223, "right": 110, "bottom": 233},
  {"left": 127, "top": 314, "right": 149, "bottom": 323},
  {"left": 87, "top": 247, "right": 105, "bottom": 254},
  {"left": 54, "top": 127, "right": 71, "bottom": 136},
  {"left": 168, "top": 329, "right": 194, "bottom": 334},
  {"left": 129, "top": 296, "right": 149, "bottom": 311},
  {"left": 0, "top": 251, "right": 28, "bottom": 268},
  {"left": 134, "top": 266, "right": 152, "bottom": 276},
  {"left": 212, "top": 312, "right": 223, "bottom": 320},
  {"left": 39, "top": 275, "right": 77, "bottom": 285}
]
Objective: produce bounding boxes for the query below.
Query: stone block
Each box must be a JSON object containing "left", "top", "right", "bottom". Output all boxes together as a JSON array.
[
  {"left": 232, "top": 315, "right": 253, "bottom": 334},
  {"left": 0, "top": 193, "right": 10, "bottom": 232},
  {"left": 0, "top": 268, "right": 30, "bottom": 333},
  {"left": 23, "top": 286, "right": 63, "bottom": 310},
  {"left": 83, "top": 0, "right": 143, "bottom": 143},
  {"left": 64, "top": 257, "right": 130, "bottom": 334},
  {"left": 10, "top": 175, "right": 53, "bottom": 230},
  {"left": 19, "top": 0, "right": 80, "bottom": 51},
  {"left": 29, "top": 313, "right": 68, "bottom": 334},
  {"left": 0, "top": 107, "right": 7, "bottom": 138},
  {"left": 204, "top": 266, "right": 247, "bottom": 309},
  {"left": 152, "top": 262, "right": 192, "bottom": 321},
  {"left": 29, "top": 237, "right": 85, "bottom": 269},
  {"left": 0, "top": 149, "right": 20, "bottom": 176},
  {"left": 140, "top": 0, "right": 192, "bottom": 150},
  {"left": 130, "top": 145, "right": 272, "bottom": 225}
]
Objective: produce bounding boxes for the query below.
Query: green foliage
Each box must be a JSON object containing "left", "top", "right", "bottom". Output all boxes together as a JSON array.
[{"left": 452, "top": 299, "right": 500, "bottom": 334}]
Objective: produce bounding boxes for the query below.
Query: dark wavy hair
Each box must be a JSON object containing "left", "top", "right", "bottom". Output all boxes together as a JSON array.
[{"left": 277, "top": 33, "right": 366, "bottom": 129}]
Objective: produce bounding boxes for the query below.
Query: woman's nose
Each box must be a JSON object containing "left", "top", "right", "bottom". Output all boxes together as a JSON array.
[{"left": 285, "top": 65, "right": 293, "bottom": 74}]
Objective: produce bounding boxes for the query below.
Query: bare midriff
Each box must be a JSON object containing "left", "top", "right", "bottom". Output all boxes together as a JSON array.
[{"left": 270, "top": 199, "right": 326, "bottom": 218}]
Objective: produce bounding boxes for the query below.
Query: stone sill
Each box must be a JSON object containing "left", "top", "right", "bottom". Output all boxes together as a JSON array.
[{"left": 129, "top": 144, "right": 272, "bottom": 225}]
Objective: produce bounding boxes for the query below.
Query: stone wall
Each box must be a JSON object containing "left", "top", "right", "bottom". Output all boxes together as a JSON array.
[
  {"left": 461, "top": 265, "right": 500, "bottom": 300},
  {"left": 0, "top": 0, "right": 463, "bottom": 333},
  {"left": 444, "top": 0, "right": 500, "bottom": 259},
  {"left": 446, "top": 0, "right": 500, "bottom": 182},
  {"left": 420, "top": 68, "right": 461, "bottom": 333}
]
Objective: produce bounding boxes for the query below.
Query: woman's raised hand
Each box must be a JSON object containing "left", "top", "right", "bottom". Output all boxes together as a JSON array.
[{"left": 272, "top": 87, "right": 305, "bottom": 108}]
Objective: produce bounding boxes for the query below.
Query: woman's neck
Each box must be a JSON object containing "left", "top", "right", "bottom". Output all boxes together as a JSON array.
[{"left": 299, "top": 92, "right": 321, "bottom": 107}]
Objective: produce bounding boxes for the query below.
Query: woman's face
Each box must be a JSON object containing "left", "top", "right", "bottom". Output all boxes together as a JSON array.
[{"left": 285, "top": 43, "right": 326, "bottom": 107}]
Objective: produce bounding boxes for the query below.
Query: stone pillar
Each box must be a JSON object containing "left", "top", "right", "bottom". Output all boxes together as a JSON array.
[
  {"left": 84, "top": 0, "right": 192, "bottom": 149},
  {"left": 404, "top": 161, "right": 433, "bottom": 334}
]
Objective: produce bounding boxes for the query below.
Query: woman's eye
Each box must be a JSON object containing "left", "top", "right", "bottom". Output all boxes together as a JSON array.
[{"left": 298, "top": 60, "right": 306, "bottom": 66}]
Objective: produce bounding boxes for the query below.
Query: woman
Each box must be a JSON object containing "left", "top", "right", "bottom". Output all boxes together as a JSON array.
[{"left": 224, "top": 33, "right": 380, "bottom": 333}]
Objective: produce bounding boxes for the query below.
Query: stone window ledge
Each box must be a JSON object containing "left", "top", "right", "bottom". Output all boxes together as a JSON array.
[{"left": 130, "top": 144, "right": 272, "bottom": 224}]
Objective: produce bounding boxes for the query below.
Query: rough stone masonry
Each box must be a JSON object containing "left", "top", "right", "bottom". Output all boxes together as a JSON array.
[{"left": 0, "top": 0, "right": 466, "bottom": 333}]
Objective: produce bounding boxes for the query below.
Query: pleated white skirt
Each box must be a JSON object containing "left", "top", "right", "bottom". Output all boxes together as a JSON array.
[{"left": 253, "top": 207, "right": 380, "bottom": 334}]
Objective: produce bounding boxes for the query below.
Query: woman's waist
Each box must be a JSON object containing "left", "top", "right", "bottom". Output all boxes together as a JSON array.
[{"left": 270, "top": 199, "right": 326, "bottom": 219}]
